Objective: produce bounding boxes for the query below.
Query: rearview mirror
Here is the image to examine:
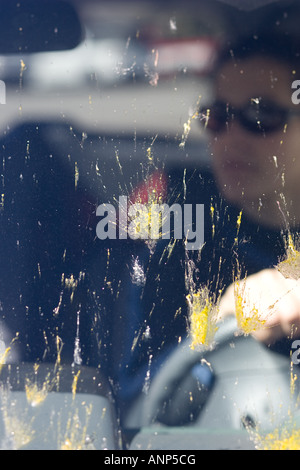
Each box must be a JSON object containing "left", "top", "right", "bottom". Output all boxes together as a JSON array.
[{"left": 0, "top": 0, "right": 83, "bottom": 54}]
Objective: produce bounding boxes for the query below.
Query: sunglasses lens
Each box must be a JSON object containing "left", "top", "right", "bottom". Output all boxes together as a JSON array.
[
  {"left": 199, "top": 100, "right": 287, "bottom": 134},
  {"left": 259, "top": 104, "right": 287, "bottom": 132},
  {"left": 241, "top": 102, "right": 287, "bottom": 133}
]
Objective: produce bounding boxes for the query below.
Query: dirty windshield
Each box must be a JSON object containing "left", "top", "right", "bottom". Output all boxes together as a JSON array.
[{"left": 1, "top": 0, "right": 300, "bottom": 451}]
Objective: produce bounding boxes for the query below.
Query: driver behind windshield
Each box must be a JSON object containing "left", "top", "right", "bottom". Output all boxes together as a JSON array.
[
  {"left": 2, "top": 5, "right": 300, "bottom": 431},
  {"left": 210, "top": 33, "right": 300, "bottom": 345},
  {"left": 114, "top": 27, "right": 300, "bottom": 424}
]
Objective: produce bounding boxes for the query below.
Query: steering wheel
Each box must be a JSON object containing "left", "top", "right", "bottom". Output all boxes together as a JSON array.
[{"left": 139, "top": 316, "right": 298, "bottom": 431}]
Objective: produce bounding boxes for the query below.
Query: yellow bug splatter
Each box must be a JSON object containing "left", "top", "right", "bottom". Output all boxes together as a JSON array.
[
  {"left": 25, "top": 378, "right": 49, "bottom": 408},
  {"left": 252, "top": 365, "right": 300, "bottom": 450},
  {"left": 231, "top": 264, "right": 266, "bottom": 336},
  {"left": 276, "top": 232, "right": 300, "bottom": 280},
  {"left": 179, "top": 95, "right": 202, "bottom": 149},
  {"left": 187, "top": 287, "right": 219, "bottom": 349},
  {"left": 257, "top": 427, "right": 300, "bottom": 450}
]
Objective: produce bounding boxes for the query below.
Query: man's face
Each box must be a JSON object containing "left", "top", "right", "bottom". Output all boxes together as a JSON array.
[{"left": 210, "top": 55, "right": 300, "bottom": 226}]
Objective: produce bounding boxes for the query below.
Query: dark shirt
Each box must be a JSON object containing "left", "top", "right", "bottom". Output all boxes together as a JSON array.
[
  {"left": 112, "top": 167, "right": 291, "bottom": 407},
  {"left": 0, "top": 123, "right": 293, "bottom": 412}
]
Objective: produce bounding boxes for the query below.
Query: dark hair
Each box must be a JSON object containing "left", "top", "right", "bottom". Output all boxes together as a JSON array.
[{"left": 214, "top": 32, "right": 300, "bottom": 76}]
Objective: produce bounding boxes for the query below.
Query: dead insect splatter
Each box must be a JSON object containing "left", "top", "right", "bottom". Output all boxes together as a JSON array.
[
  {"left": 276, "top": 232, "right": 300, "bottom": 280},
  {"left": 187, "top": 286, "right": 220, "bottom": 349}
]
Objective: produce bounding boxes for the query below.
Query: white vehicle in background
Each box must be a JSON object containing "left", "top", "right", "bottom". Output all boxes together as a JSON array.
[
  {"left": 27, "top": 36, "right": 146, "bottom": 89},
  {"left": 26, "top": 37, "right": 217, "bottom": 91}
]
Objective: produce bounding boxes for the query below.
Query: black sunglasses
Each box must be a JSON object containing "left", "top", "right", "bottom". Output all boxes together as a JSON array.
[{"left": 198, "top": 99, "right": 300, "bottom": 135}]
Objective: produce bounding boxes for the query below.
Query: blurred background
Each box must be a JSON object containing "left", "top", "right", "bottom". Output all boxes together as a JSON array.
[
  {"left": 0, "top": 0, "right": 235, "bottom": 150},
  {"left": 0, "top": 0, "right": 294, "bottom": 165}
]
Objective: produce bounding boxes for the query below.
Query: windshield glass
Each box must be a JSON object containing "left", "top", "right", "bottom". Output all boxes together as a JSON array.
[{"left": 1, "top": 0, "right": 300, "bottom": 451}]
